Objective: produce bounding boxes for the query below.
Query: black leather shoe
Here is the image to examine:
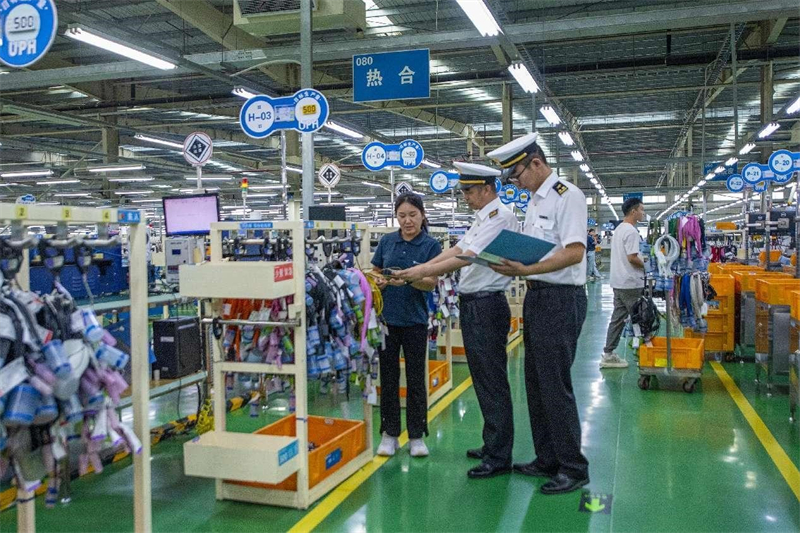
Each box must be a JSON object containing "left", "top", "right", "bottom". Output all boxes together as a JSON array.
[
  {"left": 466, "top": 448, "right": 484, "bottom": 460},
  {"left": 513, "top": 462, "right": 556, "bottom": 478},
  {"left": 540, "top": 473, "right": 589, "bottom": 494},
  {"left": 467, "top": 462, "right": 512, "bottom": 479}
]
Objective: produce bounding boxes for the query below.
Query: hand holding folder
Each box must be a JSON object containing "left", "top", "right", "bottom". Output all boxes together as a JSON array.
[{"left": 457, "top": 230, "right": 556, "bottom": 267}]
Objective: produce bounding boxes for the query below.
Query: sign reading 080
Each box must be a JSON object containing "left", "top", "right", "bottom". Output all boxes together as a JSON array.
[{"left": 239, "top": 89, "right": 329, "bottom": 139}]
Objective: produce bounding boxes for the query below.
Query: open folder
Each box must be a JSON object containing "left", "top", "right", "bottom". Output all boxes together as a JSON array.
[{"left": 457, "top": 229, "right": 556, "bottom": 267}]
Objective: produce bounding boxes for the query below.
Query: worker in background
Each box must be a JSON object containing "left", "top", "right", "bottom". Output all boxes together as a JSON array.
[
  {"left": 487, "top": 132, "right": 590, "bottom": 495},
  {"left": 371, "top": 193, "right": 442, "bottom": 458},
  {"left": 397, "top": 162, "right": 518, "bottom": 479},
  {"left": 601, "top": 197, "right": 647, "bottom": 369},
  {"left": 587, "top": 228, "right": 602, "bottom": 281}
]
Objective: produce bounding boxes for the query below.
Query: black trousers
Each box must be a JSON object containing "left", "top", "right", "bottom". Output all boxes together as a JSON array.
[
  {"left": 460, "top": 292, "right": 513, "bottom": 467},
  {"left": 379, "top": 324, "right": 429, "bottom": 439},
  {"left": 523, "top": 283, "right": 589, "bottom": 479}
]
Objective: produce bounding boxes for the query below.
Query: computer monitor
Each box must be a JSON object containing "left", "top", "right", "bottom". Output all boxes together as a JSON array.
[{"left": 163, "top": 193, "right": 220, "bottom": 236}]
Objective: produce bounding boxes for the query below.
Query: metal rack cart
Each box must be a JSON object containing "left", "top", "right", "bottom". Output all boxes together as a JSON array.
[
  {"left": 789, "top": 290, "right": 800, "bottom": 422},
  {"left": 638, "top": 276, "right": 704, "bottom": 393},
  {"left": 180, "top": 220, "right": 373, "bottom": 509},
  {"left": 754, "top": 278, "right": 800, "bottom": 395},
  {"left": 368, "top": 226, "right": 454, "bottom": 407},
  {"left": 1, "top": 204, "right": 152, "bottom": 533}
]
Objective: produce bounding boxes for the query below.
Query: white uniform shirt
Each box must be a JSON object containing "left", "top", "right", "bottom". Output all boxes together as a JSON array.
[
  {"left": 523, "top": 171, "right": 588, "bottom": 286},
  {"left": 457, "top": 197, "right": 519, "bottom": 294},
  {"left": 610, "top": 222, "right": 644, "bottom": 289}
]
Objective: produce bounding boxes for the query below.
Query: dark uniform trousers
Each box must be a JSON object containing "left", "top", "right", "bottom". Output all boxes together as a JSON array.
[
  {"left": 460, "top": 292, "right": 513, "bottom": 467},
  {"left": 379, "top": 324, "right": 429, "bottom": 439},
  {"left": 523, "top": 282, "right": 589, "bottom": 479}
]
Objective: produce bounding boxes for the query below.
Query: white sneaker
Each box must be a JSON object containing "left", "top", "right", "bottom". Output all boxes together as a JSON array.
[
  {"left": 376, "top": 433, "right": 399, "bottom": 456},
  {"left": 409, "top": 438, "right": 429, "bottom": 458},
  {"left": 600, "top": 352, "right": 629, "bottom": 369}
]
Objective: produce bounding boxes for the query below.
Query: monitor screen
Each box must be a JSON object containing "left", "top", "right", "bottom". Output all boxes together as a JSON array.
[{"left": 163, "top": 194, "right": 220, "bottom": 236}]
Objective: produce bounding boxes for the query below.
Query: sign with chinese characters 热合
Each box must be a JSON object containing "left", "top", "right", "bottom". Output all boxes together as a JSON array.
[
  {"left": 240, "top": 89, "right": 329, "bottom": 139},
  {"left": 362, "top": 139, "right": 424, "bottom": 171},
  {"left": 353, "top": 49, "right": 430, "bottom": 103}
]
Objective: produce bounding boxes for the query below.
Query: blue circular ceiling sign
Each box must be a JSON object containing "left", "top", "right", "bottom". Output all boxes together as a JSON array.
[{"left": 0, "top": 0, "right": 58, "bottom": 68}]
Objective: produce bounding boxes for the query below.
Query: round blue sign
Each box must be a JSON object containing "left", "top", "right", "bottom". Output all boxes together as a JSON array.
[
  {"left": 239, "top": 89, "right": 329, "bottom": 139},
  {"left": 517, "top": 189, "right": 531, "bottom": 205},
  {"left": 0, "top": 0, "right": 58, "bottom": 68},
  {"left": 429, "top": 171, "right": 452, "bottom": 194},
  {"left": 362, "top": 139, "right": 424, "bottom": 171},
  {"left": 495, "top": 178, "right": 502, "bottom": 194},
  {"left": 767, "top": 149, "right": 795, "bottom": 176},
  {"left": 773, "top": 171, "right": 794, "bottom": 184},
  {"left": 741, "top": 163, "right": 764, "bottom": 185},
  {"left": 726, "top": 174, "right": 745, "bottom": 193},
  {"left": 500, "top": 184, "right": 519, "bottom": 205},
  {"left": 753, "top": 181, "right": 768, "bottom": 193}
]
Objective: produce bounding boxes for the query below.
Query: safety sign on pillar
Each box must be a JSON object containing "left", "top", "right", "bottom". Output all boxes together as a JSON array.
[{"left": 0, "top": 0, "right": 58, "bottom": 69}]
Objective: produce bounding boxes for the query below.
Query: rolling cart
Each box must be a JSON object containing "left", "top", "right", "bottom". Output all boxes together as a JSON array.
[{"left": 638, "top": 276, "right": 704, "bottom": 393}]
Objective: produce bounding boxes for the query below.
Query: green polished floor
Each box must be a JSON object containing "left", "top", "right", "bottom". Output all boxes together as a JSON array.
[{"left": 2, "top": 282, "right": 799, "bottom": 532}]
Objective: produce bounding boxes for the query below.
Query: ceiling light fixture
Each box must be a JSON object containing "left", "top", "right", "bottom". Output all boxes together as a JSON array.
[
  {"left": 36, "top": 179, "right": 79, "bottom": 185},
  {"left": 108, "top": 176, "right": 154, "bottom": 182},
  {"left": 183, "top": 176, "right": 232, "bottom": 182},
  {"left": 87, "top": 164, "right": 145, "bottom": 173},
  {"left": 324, "top": 121, "right": 363, "bottom": 139},
  {"left": 585, "top": 172, "right": 593, "bottom": 178},
  {"left": 1, "top": 170, "right": 54, "bottom": 178},
  {"left": 421, "top": 159, "right": 441, "bottom": 169},
  {"left": 558, "top": 131, "right": 574, "bottom": 146},
  {"left": 232, "top": 87, "right": 257, "bottom": 100},
  {"left": 54, "top": 193, "right": 91, "bottom": 197},
  {"left": 713, "top": 166, "right": 725, "bottom": 174},
  {"left": 739, "top": 142, "right": 756, "bottom": 155},
  {"left": 724, "top": 157, "right": 739, "bottom": 166},
  {"left": 579, "top": 164, "right": 590, "bottom": 172},
  {"left": 456, "top": 0, "right": 501, "bottom": 37},
  {"left": 113, "top": 190, "right": 152, "bottom": 195},
  {"left": 64, "top": 26, "right": 176, "bottom": 70},
  {"left": 286, "top": 166, "right": 302, "bottom": 174},
  {"left": 134, "top": 134, "right": 183, "bottom": 149},
  {"left": 540, "top": 105, "right": 561, "bottom": 125},
  {"left": 508, "top": 63, "right": 539, "bottom": 94},
  {"left": 758, "top": 122, "right": 780, "bottom": 139},
  {"left": 570, "top": 151, "right": 584, "bottom": 162},
  {"left": 787, "top": 95, "right": 800, "bottom": 115}
]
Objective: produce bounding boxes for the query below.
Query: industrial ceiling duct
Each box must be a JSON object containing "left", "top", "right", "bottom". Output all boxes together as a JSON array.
[{"left": 233, "top": 0, "right": 366, "bottom": 37}]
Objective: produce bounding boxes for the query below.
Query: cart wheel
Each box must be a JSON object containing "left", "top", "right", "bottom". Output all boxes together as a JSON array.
[
  {"left": 683, "top": 379, "right": 696, "bottom": 394},
  {"left": 638, "top": 376, "right": 651, "bottom": 390}
]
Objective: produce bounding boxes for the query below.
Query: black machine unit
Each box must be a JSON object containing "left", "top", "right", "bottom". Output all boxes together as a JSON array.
[{"left": 152, "top": 318, "right": 202, "bottom": 379}]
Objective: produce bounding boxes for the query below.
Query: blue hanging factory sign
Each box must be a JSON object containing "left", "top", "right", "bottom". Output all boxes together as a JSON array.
[
  {"left": 353, "top": 49, "right": 430, "bottom": 103},
  {"left": 239, "top": 89, "right": 329, "bottom": 139},
  {"left": 495, "top": 178, "right": 502, "bottom": 194},
  {"left": 704, "top": 161, "right": 739, "bottom": 181},
  {"left": 767, "top": 149, "right": 800, "bottom": 177},
  {"left": 429, "top": 171, "right": 459, "bottom": 194},
  {"left": 362, "top": 139, "right": 424, "bottom": 171},
  {"left": 500, "top": 184, "right": 519, "bottom": 205},
  {"left": 726, "top": 174, "right": 745, "bottom": 193},
  {"left": 0, "top": 0, "right": 58, "bottom": 69},
  {"left": 741, "top": 163, "right": 775, "bottom": 185},
  {"left": 753, "top": 181, "right": 769, "bottom": 193},
  {"left": 622, "top": 192, "right": 643, "bottom": 202}
]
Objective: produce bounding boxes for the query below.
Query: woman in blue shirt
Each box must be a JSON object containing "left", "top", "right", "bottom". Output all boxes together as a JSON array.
[{"left": 372, "top": 194, "right": 442, "bottom": 458}]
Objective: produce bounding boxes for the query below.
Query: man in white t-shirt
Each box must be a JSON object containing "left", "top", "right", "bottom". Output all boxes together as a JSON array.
[{"left": 601, "top": 198, "right": 647, "bottom": 368}]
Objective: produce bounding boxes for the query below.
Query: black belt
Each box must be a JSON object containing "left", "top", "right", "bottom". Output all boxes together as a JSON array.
[
  {"left": 459, "top": 291, "right": 504, "bottom": 303},
  {"left": 526, "top": 280, "right": 579, "bottom": 290}
]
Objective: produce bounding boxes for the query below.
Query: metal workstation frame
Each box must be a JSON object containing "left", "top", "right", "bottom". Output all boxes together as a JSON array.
[
  {"left": 180, "top": 220, "right": 373, "bottom": 510},
  {"left": 0, "top": 204, "right": 151, "bottom": 533}
]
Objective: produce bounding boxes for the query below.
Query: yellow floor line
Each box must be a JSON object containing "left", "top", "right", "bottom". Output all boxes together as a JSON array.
[
  {"left": 710, "top": 362, "right": 800, "bottom": 502},
  {"left": 288, "top": 335, "right": 523, "bottom": 533}
]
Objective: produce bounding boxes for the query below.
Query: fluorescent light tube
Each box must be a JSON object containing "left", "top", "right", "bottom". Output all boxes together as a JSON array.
[
  {"left": 344, "top": 196, "right": 377, "bottom": 200},
  {"left": 724, "top": 157, "right": 739, "bottom": 166},
  {"left": 134, "top": 134, "right": 183, "bottom": 149},
  {"left": 246, "top": 193, "right": 277, "bottom": 198},
  {"left": 508, "top": 63, "right": 539, "bottom": 94},
  {"left": 758, "top": 122, "right": 780, "bottom": 139},
  {"left": 697, "top": 180, "right": 707, "bottom": 187},
  {"left": 87, "top": 164, "right": 145, "bottom": 173},
  {"left": 540, "top": 105, "right": 561, "bottom": 126},
  {"left": 456, "top": 0, "right": 501, "bottom": 37},
  {"left": 739, "top": 142, "right": 756, "bottom": 155},
  {"left": 713, "top": 166, "right": 725, "bottom": 174},
  {"left": 558, "top": 132, "right": 574, "bottom": 146},
  {"left": 54, "top": 193, "right": 91, "bottom": 197},
  {"left": 421, "top": 159, "right": 441, "bottom": 169},
  {"left": 132, "top": 199, "right": 161, "bottom": 203},
  {"left": 184, "top": 176, "right": 232, "bottom": 181},
  {"left": 579, "top": 164, "right": 590, "bottom": 172},
  {"left": 787, "top": 95, "right": 800, "bottom": 114},
  {"left": 361, "top": 181, "right": 385, "bottom": 188},
  {"left": 232, "top": 87, "right": 257, "bottom": 99},
  {"left": 585, "top": 173, "right": 593, "bottom": 179},
  {"left": 108, "top": 176, "right": 154, "bottom": 182},
  {"left": 286, "top": 166, "right": 302, "bottom": 174},
  {"left": 36, "top": 179, "right": 79, "bottom": 185},
  {"left": 570, "top": 151, "right": 584, "bottom": 162},
  {"left": 705, "top": 172, "right": 716, "bottom": 180},
  {"left": 65, "top": 27, "right": 176, "bottom": 70},
  {"left": 113, "top": 190, "right": 152, "bottom": 195},
  {"left": 324, "top": 121, "right": 363, "bottom": 139},
  {"left": 1, "top": 170, "right": 53, "bottom": 178},
  {"left": 249, "top": 185, "right": 285, "bottom": 190}
]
